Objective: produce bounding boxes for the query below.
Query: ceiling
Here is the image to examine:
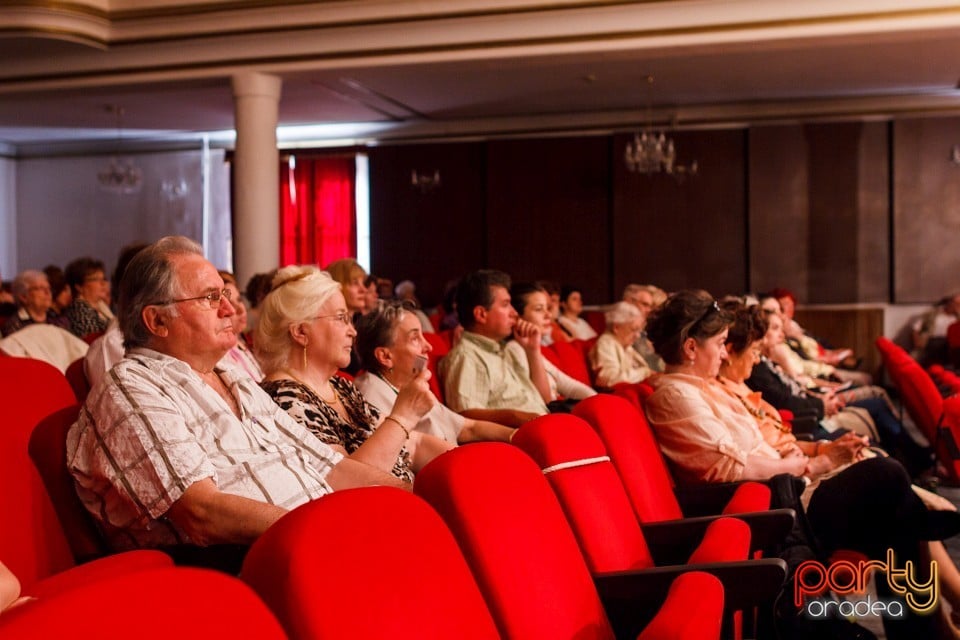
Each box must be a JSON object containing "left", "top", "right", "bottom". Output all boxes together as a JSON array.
[{"left": 2, "top": 0, "right": 960, "bottom": 154}]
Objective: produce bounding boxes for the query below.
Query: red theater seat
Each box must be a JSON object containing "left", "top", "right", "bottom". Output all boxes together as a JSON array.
[
  {"left": 415, "top": 442, "right": 727, "bottom": 640},
  {"left": 0, "top": 357, "right": 170, "bottom": 593},
  {"left": 0, "top": 567, "right": 286, "bottom": 639},
  {"left": 243, "top": 486, "right": 500, "bottom": 640}
]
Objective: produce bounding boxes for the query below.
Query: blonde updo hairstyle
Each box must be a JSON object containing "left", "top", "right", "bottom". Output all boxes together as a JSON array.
[{"left": 255, "top": 265, "right": 342, "bottom": 374}]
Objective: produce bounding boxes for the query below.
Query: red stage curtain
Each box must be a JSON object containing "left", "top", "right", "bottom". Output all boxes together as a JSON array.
[{"left": 279, "top": 155, "right": 356, "bottom": 266}]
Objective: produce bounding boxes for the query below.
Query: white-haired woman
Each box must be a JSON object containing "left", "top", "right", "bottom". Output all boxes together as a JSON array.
[
  {"left": 589, "top": 301, "right": 652, "bottom": 388},
  {"left": 257, "top": 266, "right": 447, "bottom": 485}
]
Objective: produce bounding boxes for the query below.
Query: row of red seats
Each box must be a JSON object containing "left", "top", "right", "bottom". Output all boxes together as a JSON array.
[
  {"left": 875, "top": 337, "right": 960, "bottom": 482},
  {"left": 1, "top": 355, "right": 786, "bottom": 638}
]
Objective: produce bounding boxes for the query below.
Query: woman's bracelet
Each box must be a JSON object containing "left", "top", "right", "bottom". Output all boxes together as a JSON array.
[{"left": 384, "top": 415, "right": 410, "bottom": 440}]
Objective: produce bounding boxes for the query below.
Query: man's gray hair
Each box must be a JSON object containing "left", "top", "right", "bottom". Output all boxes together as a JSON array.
[{"left": 119, "top": 236, "right": 204, "bottom": 349}]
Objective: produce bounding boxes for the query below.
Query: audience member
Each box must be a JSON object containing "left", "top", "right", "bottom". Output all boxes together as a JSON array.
[
  {"left": 535, "top": 279, "right": 570, "bottom": 344},
  {"left": 243, "top": 270, "right": 275, "bottom": 336},
  {"left": 362, "top": 274, "right": 379, "bottom": 313},
  {"left": 220, "top": 271, "right": 263, "bottom": 381},
  {"left": 1, "top": 270, "right": 69, "bottom": 336},
  {"left": 63, "top": 256, "right": 111, "bottom": 338},
  {"left": 589, "top": 301, "right": 652, "bottom": 388},
  {"left": 912, "top": 292, "right": 960, "bottom": 366},
  {"left": 509, "top": 282, "right": 596, "bottom": 408},
  {"left": 0, "top": 561, "right": 31, "bottom": 614},
  {"left": 68, "top": 237, "right": 397, "bottom": 565},
  {"left": 43, "top": 264, "right": 72, "bottom": 314},
  {"left": 354, "top": 300, "right": 516, "bottom": 443},
  {"left": 770, "top": 287, "right": 859, "bottom": 370},
  {"left": 556, "top": 285, "right": 598, "bottom": 340},
  {"left": 324, "top": 258, "right": 368, "bottom": 373},
  {"left": 257, "top": 265, "right": 448, "bottom": 484},
  {"left": 623, "top": 283, "right": 665, "bottom": 372},
  {"left": 393, "top": 278, "right": 435, "bottom": 334},
  {"left": 644, "top": 290, "right": 960, "bottom": 640},
  {"left": 84, "top": 244, "right": 150, "bottom": 388},
  {"left": 440, "top": 269, "right": 549, "bottom": 427}
]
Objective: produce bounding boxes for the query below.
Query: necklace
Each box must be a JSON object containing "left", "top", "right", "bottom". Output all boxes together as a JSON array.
[
  {"left": 282, "top": 369, "right": 341, "bottom": 406},
  {"left": 719, "top": 376, "right": 790, "bottom": 433}
]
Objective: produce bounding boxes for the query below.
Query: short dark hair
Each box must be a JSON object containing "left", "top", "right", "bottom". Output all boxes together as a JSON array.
[
  {"left": 509, "top": 282, "right": 546, "bottom": 316},
  {"left": 725, "top": 304, "right": 769, "bottom": 356},
  {"left": 455, "top": 269, "right": 511, "bottom": 329},
  {"left": 646, "top": 289, "right": 732, "bottom": 365},
  {"left": 64, "top": 257, "right": 106, "bottom": 294},
  {"left": 559, "top": 284, "right": 581, "bottom": 304},
  {"left": 355, "top": 301, "right": 414, "bottom": 374}
]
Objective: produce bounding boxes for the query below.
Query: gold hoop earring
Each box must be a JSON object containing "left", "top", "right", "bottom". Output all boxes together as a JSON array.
[{"left": 303, "top": 342, "right": 308, "bottom": 370}]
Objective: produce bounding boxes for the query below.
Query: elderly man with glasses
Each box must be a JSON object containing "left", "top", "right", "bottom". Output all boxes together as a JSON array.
[{"left": 67, "top": 236, "right": 405, "bottom": 572}]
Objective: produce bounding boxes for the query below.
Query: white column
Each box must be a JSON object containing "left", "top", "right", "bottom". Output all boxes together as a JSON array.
[{"left": 231, "top": 72, "right": 281, "bottom": 290}]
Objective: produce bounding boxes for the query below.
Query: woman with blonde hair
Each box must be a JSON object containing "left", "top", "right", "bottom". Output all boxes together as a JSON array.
[{"left": 256, "top": 266, "right": 449, "bottom": 485}]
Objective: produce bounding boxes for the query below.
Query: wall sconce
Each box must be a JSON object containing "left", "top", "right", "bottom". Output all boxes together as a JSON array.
[
  {"left": 951, "top": 145, "right": 960, "bottom": 165},
  {"left": 411, "top": 169, "right": 440, "bottom": 194}
]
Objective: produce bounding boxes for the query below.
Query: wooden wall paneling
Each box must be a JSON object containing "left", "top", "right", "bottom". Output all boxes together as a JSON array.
[
  {"left": 806, "top": 122, "right": 888, "bottom": 303},
  {"left": 613, "top": 129, "right": 747, "bottom": 299},
  {"left": 485, "top": 136, "right": 611, "bottom": 304},
  {"left": 793, "top": 306, "right": 884, "bottom": 376},
  {"left": 368, "top": 142, "right": 486, "bottom": 308},
  {"left": 854, "top": 121, "right": 890, "bottom": 303},
  {"left": 893, "top": 117, "right": 960, "bottom": 303},
  {"left": 748, "top": 125, "right": 810, "bottom": 299}
]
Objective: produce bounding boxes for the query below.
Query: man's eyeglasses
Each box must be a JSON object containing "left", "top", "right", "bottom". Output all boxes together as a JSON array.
[
  {"left": 316, "top": 312, "right": 353, "bottom": 327},
  {"left": 150, "top": 288, "right": 232, "bottom": 309}
]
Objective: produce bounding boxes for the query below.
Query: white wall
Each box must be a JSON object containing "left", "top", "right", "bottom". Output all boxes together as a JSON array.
[
  {"left": 0, "top": 155, "right": 15, "bottom": 279},
  {"left": 15, "top": 148, "right": 230, "bottom": 273}
]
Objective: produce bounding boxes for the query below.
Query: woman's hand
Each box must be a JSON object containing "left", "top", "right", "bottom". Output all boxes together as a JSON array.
[
  {"left": 513, "top": 318, "right": 542, "bottom": 352},
  {"left": 823, "top": 432, "right": 868, "bottom": 466},
  {"left": 392, "top": 368, "right": 437, "bottom": 424}
]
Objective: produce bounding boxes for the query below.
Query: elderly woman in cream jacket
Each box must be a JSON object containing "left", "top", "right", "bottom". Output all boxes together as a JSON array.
[{"left": 589, "top": 301, "right": 652, "bottom": 388}]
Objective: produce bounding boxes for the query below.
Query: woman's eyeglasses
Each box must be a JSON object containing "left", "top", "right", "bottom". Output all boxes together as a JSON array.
[{"left": 316, "top": 312, "right": 353, "bottom": 327}]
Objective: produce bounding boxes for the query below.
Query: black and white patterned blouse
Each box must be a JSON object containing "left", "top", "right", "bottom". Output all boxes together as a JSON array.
[{"left": 262, "top": 375, "right": 413, "bottom": 483}]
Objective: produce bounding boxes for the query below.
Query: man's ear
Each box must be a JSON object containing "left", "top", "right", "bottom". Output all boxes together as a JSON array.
[
  {"left": 374, "top": 346, "right": 393, "bottom": 370},
  {"left": 473, "top": 305, "right": 487, "bottom": 326},
  {"left": 142, "top": 306, "right": 169, "bottom": 338}
]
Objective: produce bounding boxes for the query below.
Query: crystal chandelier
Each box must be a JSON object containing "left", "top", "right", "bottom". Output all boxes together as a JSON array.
[
  {"left": 98, "top": 105, "right": 143, "bottom": 195},
  {"left": 624, "top": 76, "right": 697, "bottom": 178}
]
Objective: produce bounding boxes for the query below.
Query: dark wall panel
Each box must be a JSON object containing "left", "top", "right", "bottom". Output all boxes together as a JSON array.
[
  {"left": 894, "top": 117, "right": 960, "bottom": 303},
  {"left": 485, "top": 136, "right": 611, "bottom": 304},
  {"left": 749, "top": 122, "right": 888, "bottom": 303},
  {"left": 369, "top": 143, "right": 485, "bottom": 308},
  {"left": 749, "top": 125, "right": 810, "bottom": 299},
  {"left": 613, "top": 129, "right": 746, "bottom": 298}
]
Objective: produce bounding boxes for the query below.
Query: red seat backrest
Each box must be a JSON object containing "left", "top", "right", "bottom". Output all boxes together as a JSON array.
[
  {"left": 415, "top": 443, "right": 616, "bottom": 640},
  {"left": 573, "top": 394, "right": 684, "bottom": 522},
  {"left": 243, "top": 486, "right": 499, "bottom": 640},
  {"left": 29, "top": 404, "right": 110, "bottom": 564},
  {"left": 948, "top": 321, "right": 960, "bottom": 349},
  {"left": 897, "top": 361, "right": 943, "bottom": 441},
  {"left": 64, "top": 358, "right": 90, "bottom": 403},
  {"left": 547, "top": 339, "right": 593, "bottom": 386},
  {"left": 511, "top": 414, "right": 656, "bottom": 573},
  {"left": 0, "top": 567, "right": 288, "bottom": 639},
  {"left": 424, "top": 332, "right": 450, "bottom": 402},
  {"left": 0, "top": 357, "right": 78, "bottom": 589}
]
